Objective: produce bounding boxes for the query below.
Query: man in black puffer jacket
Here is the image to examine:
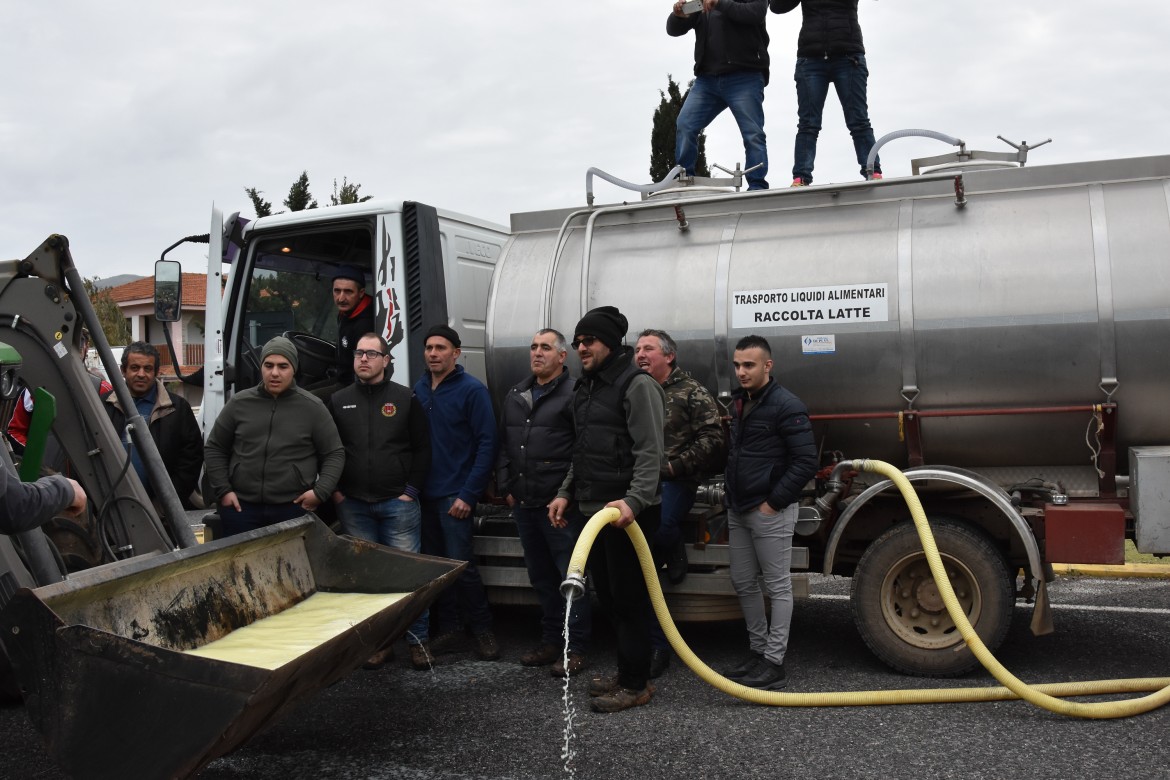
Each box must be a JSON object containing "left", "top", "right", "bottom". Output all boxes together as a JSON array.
[
  {"left": 770, "top": 0, "right": 881, "bottom": 185},
  {"left": 721, "top": 334, "right": 817, "bottom": 692},
  {"left": 497, "top": 328, "right": 590, "bottom": 678}
]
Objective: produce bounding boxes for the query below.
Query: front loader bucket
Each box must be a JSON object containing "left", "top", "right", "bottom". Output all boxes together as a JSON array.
[{"left": 0, "top": 515, "right": 463, "bottom": 780}]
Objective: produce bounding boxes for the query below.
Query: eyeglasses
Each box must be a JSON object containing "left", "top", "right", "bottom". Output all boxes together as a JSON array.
[
  {"left": 354, "top": 349, "right": 387, "bottom": 360},
  {"left": 570, "top": 336, "right": 598, "bottom": 350}
]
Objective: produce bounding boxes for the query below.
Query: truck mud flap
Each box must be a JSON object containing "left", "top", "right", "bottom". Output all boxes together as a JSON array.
[{"left": 0, "top": 515, "right": 463, "bottom": 780}]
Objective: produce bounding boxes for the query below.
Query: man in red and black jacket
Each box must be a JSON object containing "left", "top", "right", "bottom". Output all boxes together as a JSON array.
[{"left": 332, "top": 266, "right": 375, "bottom": 386}]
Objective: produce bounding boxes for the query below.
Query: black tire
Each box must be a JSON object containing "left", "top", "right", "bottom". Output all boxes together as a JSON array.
[{"left": 850, "top": 517, "right": 1013, "bottom": 677}]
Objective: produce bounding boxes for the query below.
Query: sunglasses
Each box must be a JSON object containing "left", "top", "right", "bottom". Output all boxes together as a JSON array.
[
  {"left": 353, "top": 349, "right": 387, "bottom": 360},
  {"left": 570, "top": 335, "right": 599, "bottom": 350}
]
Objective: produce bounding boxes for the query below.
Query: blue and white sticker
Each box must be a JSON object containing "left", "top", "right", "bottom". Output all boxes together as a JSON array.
[{"left": 801, "top": 335, "right": 836, "bottom": 355}]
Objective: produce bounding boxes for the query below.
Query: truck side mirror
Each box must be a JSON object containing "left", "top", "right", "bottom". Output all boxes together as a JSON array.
[{"left": 154, "top": 260, "right": 182, "bottom": 322}]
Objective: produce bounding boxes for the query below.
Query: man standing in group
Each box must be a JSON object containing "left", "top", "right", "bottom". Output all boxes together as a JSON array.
[
  {"left": 770, "top": 0, "right": 881, "bottom": 186},
  {"left": 634, "top": 328, "right": 726, "bottom": 678},
  {"left": 722, "top": 335, "right": 817, "bottom": 690},
  {"left": 498, "top": 329, "right": 589, "bottom": 677},
  {"left": 103, "top": 342, "right": 204, "bottom": 509},
  {"left": 329, "top": 332, "right": 431, "bottom": 670},
  {"left": 548, "top": 306, "right": 665, "bottom": 713},
  {"left": 332, "top": 267, "right": 375, "bottom": 386},
  {"left": 205, "top": 336, "right": 345, "bottom": 537},
  {"left": 413, "top": 324, "right": 499, "bottom": 660},
  {"left": 668, "top": 0, "right": 771, "bottom": 191}
]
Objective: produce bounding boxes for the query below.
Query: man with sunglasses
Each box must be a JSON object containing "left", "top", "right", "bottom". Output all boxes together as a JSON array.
[
  {"left": 328, "top": 332, "right": 432, "bottom": 669},
  {"left": 548, "top": 306, "right": 666, "bottom": 713}
]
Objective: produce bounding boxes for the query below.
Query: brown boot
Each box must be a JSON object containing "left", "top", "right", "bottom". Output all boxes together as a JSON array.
[
  {"left": 473, "top": 631, "right": 500, "bottom": 661},
  {"left": 362, "top": 645, "right": 395, "bottom": 670},
  {"left": 590, "top": 684, "right": 654, "bottom": 713},
  {"left": 409, "top": 643, "right": 432, "bottom": 671},
  {"left": 520, "top": 644, "right": 560, "bottom": 667},
  {"left": 551, "top": 652, "right": 587, "bottom": 677}
]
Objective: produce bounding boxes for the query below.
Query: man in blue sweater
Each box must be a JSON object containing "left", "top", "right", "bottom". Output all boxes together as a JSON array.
[{"left": 413, "top": 324, "right": 500, "bottom": 660}]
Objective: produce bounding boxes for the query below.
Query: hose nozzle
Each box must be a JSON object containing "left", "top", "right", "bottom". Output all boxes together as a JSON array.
[{"left": 560, "top": 572, "right": 586, "bottom": 602}]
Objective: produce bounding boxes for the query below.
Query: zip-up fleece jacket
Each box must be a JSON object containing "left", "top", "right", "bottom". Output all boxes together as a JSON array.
[
  {"left": 104, "top": 379, "right": 204, "bottom": 507},
  {"left": 204, "top": 382, "right": 345, "bottom": 505},
  {"left": 496, "top": 367, "right": 575, "bottom": 508},
  {"left": 328, "top": 377, "right": 430, "bottom": 502},
  {"left": 725, "top": 378, "right": 817, "bottom": 513},
  {"left": 413, "top": 364, "right": 497, "bottom": 507},
  {"left": 770, "top": 0, "right": 865, "bottom": 58},
  {"left": 668, "top": 0, "right": 770, "bottom": 85}
]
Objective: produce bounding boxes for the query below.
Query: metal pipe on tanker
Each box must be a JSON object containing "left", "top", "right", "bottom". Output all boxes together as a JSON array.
[{"left": 865, "top": 128, "right": 965, "bottom": 177}]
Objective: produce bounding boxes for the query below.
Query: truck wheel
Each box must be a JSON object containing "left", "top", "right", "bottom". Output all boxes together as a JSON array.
[{"left": 850, "top": 517, "right": 1013, "bottom": 677}]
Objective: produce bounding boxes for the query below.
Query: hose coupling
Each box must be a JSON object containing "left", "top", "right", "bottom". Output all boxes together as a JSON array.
[{"left": 560, "top": 572, "right": 587, "bottom": 602}]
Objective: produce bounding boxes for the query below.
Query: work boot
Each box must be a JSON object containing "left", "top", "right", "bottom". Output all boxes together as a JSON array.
[
  {"left": 551, "top": 652, "right": 587, "bottom": 678},
  {"left": 666, "top": 539, "right": 688, "bottom": 584},
  {"left": 362, "top": 645, "right": 395, "bottom": 670},
  {"left": 738, "top": 658, "right": 787, "bottom": 691},
  {"left": 521, "top": 644, "right": 560, "bottom": 667},
  {"left": 722, "top": 652, "right": 763, "bottom": 682},
  {"left": 590, "top": 684, "right": 654, "bottom": 713},
  {"left": 649, "top": 647, "right": 670, "bottom": 679},
  {"left": 589, "top": 673, "right": 655, "bottom": 698},
  {"left": 474, "top": 631, "right": 500, "bottom": 661},
  {"left": 428, "top": 631, "right": 464, "bottom": 656},
  {"left": 409, "top": 643, "right": 432, "bottom": 671}
]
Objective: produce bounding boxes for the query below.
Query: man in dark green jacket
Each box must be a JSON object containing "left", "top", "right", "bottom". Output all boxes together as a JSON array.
[{"left": 205, "top": 336, "right": 345, "bottom": 537}]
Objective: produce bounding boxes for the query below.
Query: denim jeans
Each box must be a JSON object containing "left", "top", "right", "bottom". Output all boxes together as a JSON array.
[
  {"left": 514, "top": 505, "right": 591, "bottom": 653},
  {"left": 338, "top": 496, "right": 428, "bottom": 644},
  {"left": 792, "top": 54, "right": 880, "bottom": 184},
  {"left": 676, "top": 71, "right": 768, "bottom": 190},
  {"left": 421, "top": 496, "right": 494, "bottom": 636},
  {"left": 728, "top": 502, "right": 797, "bottom": 665},
  {"left": 648, "top": 480, "right": 697, "bottom": 649},
  {"left": 220, "top": 500, "right": 307, "bottom": 538}
]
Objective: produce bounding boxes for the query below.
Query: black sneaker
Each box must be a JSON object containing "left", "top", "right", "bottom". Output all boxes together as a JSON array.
[
  {"left": 722, "top": 652, "right": 764, "bottom": 682},
  {"left": 649, "top": 647, "right": 670, "bottom": 679},
  {"left": 738, "top": 658, "right": 787, "bottom": 691},
  {"left": 666, "top": 539, "right": 688, "bottom": 585}
]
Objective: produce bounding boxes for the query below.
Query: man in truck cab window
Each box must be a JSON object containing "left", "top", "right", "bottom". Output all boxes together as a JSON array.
[{"left": 332, "top": 267, "right": 375, "bottom": 386}]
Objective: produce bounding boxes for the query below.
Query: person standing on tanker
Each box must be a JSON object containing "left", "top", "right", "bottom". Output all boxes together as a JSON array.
[
  {"left": 204, "top": 336, "right": 345, "bottom": 537},
  {"left": 634, "top": 328, "right": 726, "bottom": 678},
  {"left": 329, "top": 332, "right": 432, "bottom": 670},
  {"left": 332, "top": 267, "right": 375, "bottom": 386},
  {"left": 668, "top": 0, "right": 771, "bottom": 191},
  {"left": 103, "top": 341, "right": 204, "bottom": 509},
  {"left": 721, "top": 334, "right": 817, "bottom": 690},
  {"left": 547, "top": 306, "right": 666, "bottom": 713},
  {"left": 413, "top": 324, "right": 500, "bottom": 661},
  {"left": 498, "top": 329, "right": 591, "bottom": 677},
  {"left": 770, "top": 0, "right": 881, "bottom": 186}
]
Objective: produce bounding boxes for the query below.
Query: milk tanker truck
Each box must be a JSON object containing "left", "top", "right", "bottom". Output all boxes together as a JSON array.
[{"left": 145, "top": 143, "right": 1170, "bottom": 679}]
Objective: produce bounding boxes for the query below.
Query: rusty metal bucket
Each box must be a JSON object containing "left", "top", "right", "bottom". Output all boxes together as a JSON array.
[{"left": 0, "top": 515, "right": 463, "bottom": 779}]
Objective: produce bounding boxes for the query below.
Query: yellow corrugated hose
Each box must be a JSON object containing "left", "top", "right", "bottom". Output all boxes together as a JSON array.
[{"left": 562, "top": 459, "right": 1170, "bottom": 718}]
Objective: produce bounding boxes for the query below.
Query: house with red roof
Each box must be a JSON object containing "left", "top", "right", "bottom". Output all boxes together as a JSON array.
[{"left": 106, "top": 273, "right": 209, "bottom": 405}]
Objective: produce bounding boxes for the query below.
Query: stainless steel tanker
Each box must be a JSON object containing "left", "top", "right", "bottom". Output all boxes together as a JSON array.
[{"left": 487, "top": 154, "right": 1170, "bottom": 675}]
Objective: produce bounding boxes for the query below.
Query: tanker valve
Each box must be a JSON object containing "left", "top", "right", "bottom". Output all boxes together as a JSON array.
[
  {"left": 674, "top": 205, "right": 689, "bottom": 231},
  {"left": 954, "top": 174, "right": 967, "bottom": 208},
  {"left": 560, "top": 572, "right": 587, "bottom": 602}
]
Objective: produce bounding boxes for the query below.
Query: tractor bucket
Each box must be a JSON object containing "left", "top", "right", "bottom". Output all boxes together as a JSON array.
[{"left": 0, "top": 515, "right": 463, "bottom": 779}]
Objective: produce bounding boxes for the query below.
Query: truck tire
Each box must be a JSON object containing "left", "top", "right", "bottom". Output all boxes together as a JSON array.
[{"left": 850, "top": 517, "right": 1013, "bottom": 677}]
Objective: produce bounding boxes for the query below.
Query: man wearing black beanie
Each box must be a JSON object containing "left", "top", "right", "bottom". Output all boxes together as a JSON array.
[{"left": 548, "top": 305, "right": 666, "bottom": 712}]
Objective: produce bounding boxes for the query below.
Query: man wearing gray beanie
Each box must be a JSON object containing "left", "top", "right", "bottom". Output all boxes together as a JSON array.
[
  {"left": 205, "top": 336, "right": 345, "bottom": 536},
  {"left": 548, "top": 305, "right": 666, "bottom": 712}
]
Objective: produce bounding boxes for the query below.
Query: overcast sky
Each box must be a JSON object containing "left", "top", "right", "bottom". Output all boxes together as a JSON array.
[{"left": 3, "top": 1, "right": 1168, "bottom": 280}]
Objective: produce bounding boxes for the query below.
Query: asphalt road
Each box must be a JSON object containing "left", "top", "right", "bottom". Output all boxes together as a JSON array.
[{"left": 3, "top": 574, "right": 1168, "bottom": 780}]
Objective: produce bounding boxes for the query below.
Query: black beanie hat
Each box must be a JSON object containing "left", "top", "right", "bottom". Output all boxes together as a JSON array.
[
  {"left": 574, "top": 306, "right": 627, "bottom": 350},
  {"left": 424, "top": 323, "right": 461, "bottom": 348}
]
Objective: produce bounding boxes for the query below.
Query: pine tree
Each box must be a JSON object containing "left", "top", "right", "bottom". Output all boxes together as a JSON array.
[
  {"left": 244, "top": 187, "right": 272, "bottom": 218},
  {"left": 650, "top": 75, "right": 708, "bottom": 182},
  {"left": 284, "top": 171, "right": 318, "bottom": 212},
  {"left": 330, "top": 177, "right": 373, "bottom": 206}
]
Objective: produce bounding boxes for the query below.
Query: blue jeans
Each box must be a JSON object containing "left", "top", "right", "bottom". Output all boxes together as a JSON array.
[
  {"left": 338, "top": 496, "right": 428, "bottom": 644},
  {"left": 676, "top": 71, "right": 768, "bottom": 190},
  {"left": 728, "top": 503, "right": 797, "bottom": 665},
  {"left": 421, "top": 496, "right": 494, "bottom": 636},
  {"left": 792, "top": 54, "right": 880, "bottom": 184},
  {"left": 649, "top": 480, "right": 697, "bottom": 649},
  {"left": 220, "top": 500, "right": 306, "bottom": 538},
  {"left": 514, "top": 506, "right": 591, "bottom": 653}
]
